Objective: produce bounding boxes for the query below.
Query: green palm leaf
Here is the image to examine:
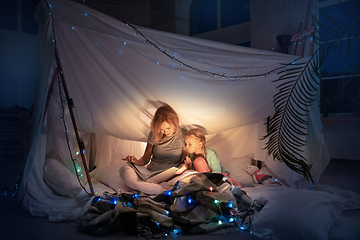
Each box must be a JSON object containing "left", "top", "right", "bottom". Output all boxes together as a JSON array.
[{"left": 263, "top": 59, "right": 318, "bottom": 183}]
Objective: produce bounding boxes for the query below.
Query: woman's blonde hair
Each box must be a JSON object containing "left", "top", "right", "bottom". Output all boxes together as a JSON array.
[
  {"left": 150, "top": 104, "right": 179, "bottom": 142},
  {"left": 184, "top": 128, "right": 207, "bottom": 160}
]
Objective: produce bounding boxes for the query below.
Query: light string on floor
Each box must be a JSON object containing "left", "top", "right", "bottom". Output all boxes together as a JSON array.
[
  {"left": 88, "top": 179, "right": 255, "bottom": 235},
  {"left": 46, "top": 0, "right": 91, "bottom": 195},
  {"left": 1, "top": 181, "right": 20, "bottom": 198},
  {"left": 162, "top": 184, "right": 255, "bottom": 231}
]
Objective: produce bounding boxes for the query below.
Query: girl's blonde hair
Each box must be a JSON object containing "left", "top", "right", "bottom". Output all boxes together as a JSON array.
[
  {"left": 150, "top": 104, "right": 179, "bottom": 142},
  {"left": 184, "top": 128, "right": 207, "bottom": 160}
]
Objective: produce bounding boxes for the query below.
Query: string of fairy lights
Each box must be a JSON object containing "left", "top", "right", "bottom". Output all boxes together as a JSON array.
[
  {"left": 48, "top": 1, "right": 311, "bottom": 82},
  {"left": 92, "top": 184, "right": 259, "bottom": 235},
  {"left": 122, "top": 21, "right": 309, "bottom": 80},
  {"left": 56, "top": 69, "right": 91, "bottom": 195}
]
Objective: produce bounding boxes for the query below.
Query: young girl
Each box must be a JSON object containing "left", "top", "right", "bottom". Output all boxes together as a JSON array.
[{"left": 183, "top": 128, "right": 243, "bottom": 187}]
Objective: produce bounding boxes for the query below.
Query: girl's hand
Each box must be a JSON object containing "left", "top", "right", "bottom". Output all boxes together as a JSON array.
[
  {"left": 175, "top": 164, "right": 188, "bottom": 174},
  {"left": 122, "top": 155, "right": 137, "bottom": 163},
  {"left": 184, "top": 156, "right": 192, "bottom": 165},
  {"left": 182, "top": 156, "right": 193, "bottom": 170}
]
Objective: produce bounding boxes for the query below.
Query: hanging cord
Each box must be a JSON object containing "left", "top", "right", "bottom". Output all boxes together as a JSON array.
[
  {"left": 122, "top": 21, "right": 304, "bottom": 81},
  {"left": 56, "top": 70, "right": 91, "bottom": 195}
]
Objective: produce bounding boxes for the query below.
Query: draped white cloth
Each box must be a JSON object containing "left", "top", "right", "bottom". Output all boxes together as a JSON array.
[{"left": 18, "top": 0, "right": 329, "bottom": 221}]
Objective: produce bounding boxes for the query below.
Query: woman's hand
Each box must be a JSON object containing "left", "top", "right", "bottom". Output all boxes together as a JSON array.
[
  {"left": 122, "top": 155, "right": 138, "bottom": 163},
  {"left": 122, "top": 144, "right": 153, "bottom": 166}
]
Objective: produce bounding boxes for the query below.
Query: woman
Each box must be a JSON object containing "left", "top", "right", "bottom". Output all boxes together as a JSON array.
[{"left": 120, "top": 104, "right": 189, "bottom": 194}]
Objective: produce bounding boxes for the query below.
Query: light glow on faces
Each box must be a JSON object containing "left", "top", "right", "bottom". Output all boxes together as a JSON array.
[
  {"left": 160, "top": 121, "right": 175, "bottom": 136},
  {"left": 184, "top": 135, "right": 202, "bottom": 154}
]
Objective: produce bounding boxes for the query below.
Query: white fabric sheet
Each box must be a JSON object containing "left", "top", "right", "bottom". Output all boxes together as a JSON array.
[
  {"left": 245, "top": 185, "right": 346, "bottom": 240},
  {"left": 18, "top": 0, "right": 330, "bottom": 221}
]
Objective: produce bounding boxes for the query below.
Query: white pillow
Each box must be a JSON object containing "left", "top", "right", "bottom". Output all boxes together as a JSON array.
[
  {"left": 43, "top": 158, "right": 82, "bottom": 197},
  {"left": 251, "top": 188, "right": 346, "bottom": 240},
  {"left": 90, "top": 161, "right": 132, "bottom": 193},
  {"left": 221, "top": 153, "right": 255, "bottom": 185}
]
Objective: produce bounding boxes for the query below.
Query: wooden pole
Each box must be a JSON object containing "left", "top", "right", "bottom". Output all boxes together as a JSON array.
[
  {"left": 54, "top": 47, "right": 95, "bottom": 195},
  {"left": 299, "top": 0, "right": 313, "bottom": 57},
  {"left": 291, "top": 0, "right": 314, "bottom": 56},
  {"left": 291, "top": 22, "right": 303, "bottom": 55},
  {"left": 308, "top": 14, "right": 316, "bottom": 56}
]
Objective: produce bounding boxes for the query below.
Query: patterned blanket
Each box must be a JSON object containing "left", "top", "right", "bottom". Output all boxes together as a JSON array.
[{"left": 79, "top": 173, "right": 261, "bottom": 238}]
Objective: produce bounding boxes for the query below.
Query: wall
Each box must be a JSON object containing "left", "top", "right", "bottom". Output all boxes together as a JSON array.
[
  {"left": 174, "top": 0, "right": 193, "bottom": 35},
  {"left": 73, "top": 0, "right": 152, "bottom": 27},
  {"left": 0, "top": 29, "right": 38, "bottom": 110},
  {"left": 322, "top": 117, "right": 360, "bottom": 160},
  {"left": 0, "top": 0, "right": 39, "bottom": 111},
  {"left": 72, "top": 0, "right": 177, "bottom": 33},
  {"left": 149, "top": 0, "right": 176, "bottom": 32},
  {"left": 250, "top": 0, "right": 316, "bottom": 53}
]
